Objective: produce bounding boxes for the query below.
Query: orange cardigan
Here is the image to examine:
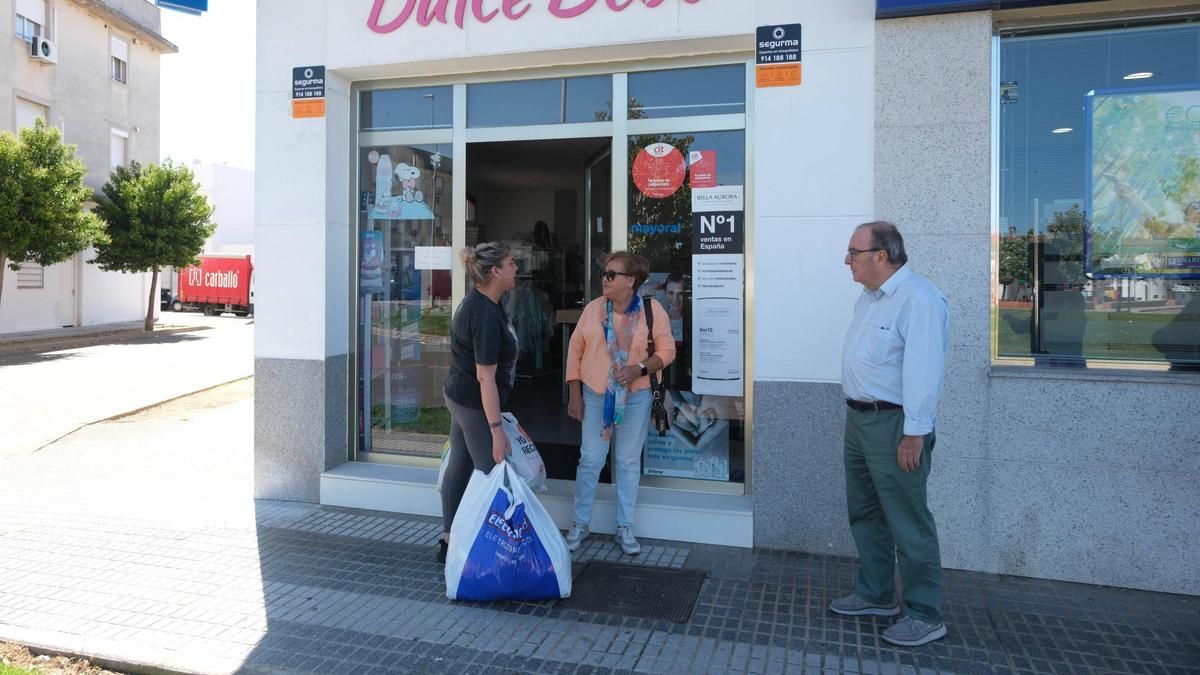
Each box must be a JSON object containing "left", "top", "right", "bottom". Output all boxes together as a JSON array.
[{"left": 566, "top": 296, "right": 677, "bottom": 395}]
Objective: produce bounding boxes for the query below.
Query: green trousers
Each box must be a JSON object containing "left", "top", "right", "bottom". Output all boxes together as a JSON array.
[{"left": 844, "top": 407, "right": 943, "bottom": 624}]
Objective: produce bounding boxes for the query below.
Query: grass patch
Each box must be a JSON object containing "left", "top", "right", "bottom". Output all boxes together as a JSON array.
[
  {"left": 0, "top": 642, "right": 114, "bottom": 674},
  {"left": 372, "top": 405, "right": 451, "bottom": 434},
  {"left": 997, "top": 306, "right": 1194, "bottom": 360},
  {"left": 420, "top": 311, "right": 450, "bottom": 337}
]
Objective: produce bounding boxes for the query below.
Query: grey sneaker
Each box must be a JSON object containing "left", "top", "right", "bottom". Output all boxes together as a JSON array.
[
  {"left": 614, "top": 526, "right": 641, "bottom": 555},
  {"left": 564, "top": 522, "right": 590, "bottom": 552},
  {"left": 882, "top": 616, "right": 947, "bottom": 647},
  {"left": 828, "top": 593, "right": 901, "bottom": 617}
]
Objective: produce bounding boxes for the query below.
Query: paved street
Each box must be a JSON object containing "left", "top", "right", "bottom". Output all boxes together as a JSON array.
[
  {"left": 0, "top": 346, "right": 1197, "bottom": 674},
  {"left": 0, "top": 313, "right": 253, "bottom": 461}
]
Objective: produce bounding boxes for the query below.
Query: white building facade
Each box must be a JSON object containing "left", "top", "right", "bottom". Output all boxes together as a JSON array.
[
  {"left": 1, "top": 0, "right": 176, "bottom": 334},
  {"left": 255, "top": 0, "right": 1200, "bottom": 595}
]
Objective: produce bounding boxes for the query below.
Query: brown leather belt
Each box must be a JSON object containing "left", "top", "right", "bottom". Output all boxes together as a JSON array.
[{"left": 846, "top": 399, "right": 902, "bottom": 413}]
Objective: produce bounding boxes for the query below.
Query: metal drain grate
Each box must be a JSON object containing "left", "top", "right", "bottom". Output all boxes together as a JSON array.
[{"left": 557, "top": 562, "right": 706, "bottom": 623}]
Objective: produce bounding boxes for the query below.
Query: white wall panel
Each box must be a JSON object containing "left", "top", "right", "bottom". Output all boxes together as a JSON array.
[
  {"left": 254, "top": 224, "right": 328, "bottom": 360},
  {"left": 749, "top": 8, "right": 874, "bottom": 384},
  {"left": 753, "top": 47, "right": 873, "bottom": 220},
  {"left": 326, "top": 0, "right": 469, "bottom": 72},
  {"left": 79, "top": 253, "right": 151, "bottom": 327},
  {"left": 754, "top": 216, "right": 864, "bottom": 383},
  {"left": 750, "top": 0, "right": 874, "bottom": 52},
  {"left": 256, "top": 0, "right": 328, "bottom": 93},
  {"left": 0, "top": 261, "right": 74, "bottom": 333},
  {"left": 254, "top": 93, "right": 329, "bottom": 227}
]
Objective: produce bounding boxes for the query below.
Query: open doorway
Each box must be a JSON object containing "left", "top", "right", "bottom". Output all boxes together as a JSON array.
[{"left": 466, "top": 138, "right": 611, "bottom": 480}]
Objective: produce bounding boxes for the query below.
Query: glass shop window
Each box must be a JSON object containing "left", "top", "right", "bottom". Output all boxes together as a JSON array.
[
  {"left": 627, "top": 128, "right": 748, "bottom": 484},
  {"left": 361, "top": 86, "right": 453, "bottom": 131},
  {"left": 998, "top": 23, "right": 1200, "bottom": 370},
  {"left": 627, "top": 64, "right": 745, "bottom": 119},
  {"left": 467, "top": 75, "right": 612, "bottom": 127}
]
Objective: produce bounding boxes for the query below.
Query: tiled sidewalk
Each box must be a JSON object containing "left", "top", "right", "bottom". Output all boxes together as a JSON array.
[
  {"left": 1, "top": 388, "right": 1196, "bottom": 674},
  {"left": 1, "top": 498, "right": 1197, "bottom": 675}
]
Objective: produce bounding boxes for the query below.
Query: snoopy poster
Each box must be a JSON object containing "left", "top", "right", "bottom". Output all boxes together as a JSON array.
[{"left": 369, "top": 150, "right": 436, "bottom": 220}]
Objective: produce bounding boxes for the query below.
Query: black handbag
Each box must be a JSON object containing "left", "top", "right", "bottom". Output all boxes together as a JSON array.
[{"left": 643, "top": 298, "right": 670, "bottom": 436}]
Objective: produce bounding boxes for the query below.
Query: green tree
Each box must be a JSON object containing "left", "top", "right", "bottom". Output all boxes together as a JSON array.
[
  {"left": 91, "top": 160, "right": 215, "bottom": 331},
  {"left": 627, "top": 132, "right": 696, "bottom": 271},
  {"left": 998, "top": 228, "right": 1031, "bottom": 294},
  {"left": 0, "top": 118, "right": 103, "bottom": 312},
  {"left": 1045, "top": 204, "right": 1087, "bottom": 287}
]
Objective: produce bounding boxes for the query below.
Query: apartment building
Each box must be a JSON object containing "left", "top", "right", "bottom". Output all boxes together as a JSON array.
[{"left": 1, "top": 0, "right": 176, "bottom": 333}]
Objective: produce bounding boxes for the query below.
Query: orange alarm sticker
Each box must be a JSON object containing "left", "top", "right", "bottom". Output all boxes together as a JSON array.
[
  {"left": 292, "top": 99, "right": 326, "bottom": 119},
  {"left": 756, "top": 64, "right": 802, "bottom": 88}
]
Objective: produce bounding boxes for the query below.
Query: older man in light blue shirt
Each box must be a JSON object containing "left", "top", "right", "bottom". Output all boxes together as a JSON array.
[{"left": 830, "top": 221, "right": 950, "bottom": 648}]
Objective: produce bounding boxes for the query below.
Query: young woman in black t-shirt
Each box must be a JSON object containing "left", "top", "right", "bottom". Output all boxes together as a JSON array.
[{"left": 437, "top": 241, "right": 520, "bottom": 562}]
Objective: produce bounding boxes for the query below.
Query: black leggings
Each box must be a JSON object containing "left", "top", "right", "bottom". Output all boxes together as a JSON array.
[{"left": 441, "top": 394, "right": 498, "bottom": 533}]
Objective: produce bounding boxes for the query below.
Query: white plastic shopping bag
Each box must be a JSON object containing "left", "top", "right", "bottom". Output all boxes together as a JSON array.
[
  {"left": 501, "top": 412, "right": 547, "bottom": 492},
  {"left": 434, "top": 439, "right": 451, "bottom": 493},
  {"left": 444, "top": 461, "right": 572, "bottom": 601}
]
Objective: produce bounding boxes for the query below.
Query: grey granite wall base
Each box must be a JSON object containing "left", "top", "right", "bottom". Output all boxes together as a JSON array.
[
  {"left": 323, "top": 354, "right": 348, "bottom": 472},
  {"left": 866, "top": 10, "right": 1200, "bottom": 596},
  {"left": 983, "top": 376, "right": 1200, "bottom": 595},
  {"left": 255, "top": 356, "right": 349, "bottom": 503},
  {"left": 752, "top": 381, "right": 856, "bottom": 556}
]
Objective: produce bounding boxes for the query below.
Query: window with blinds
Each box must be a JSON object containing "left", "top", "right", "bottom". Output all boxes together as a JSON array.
[
  {"left": 16, "top": 263, "right": 44, "bottom": 289},
  {"left": 15, "top": 0, "right": 46, "bottom": 42},
  {"left": 111, "top": 36, "right": 129, "bottom": 84}
]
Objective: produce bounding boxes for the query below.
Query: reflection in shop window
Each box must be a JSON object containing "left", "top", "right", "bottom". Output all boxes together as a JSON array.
[
  {"left": 627, "top": 65, "right": 745, "bottom": 119},
  {"left": 467, "top": 75, "right": 612, "bottom": 127},
  {"left": 357, "top": 144, "right": 455, "bottom": 457},
  {"left": 998, "top": 23, "right": 1200, "bottom": 369},
  {"left": 361, "top": 86, "right": 453, "bottom": 131},
  {"left": 627, "top": 129, "right": 747, "bottom": 483}
]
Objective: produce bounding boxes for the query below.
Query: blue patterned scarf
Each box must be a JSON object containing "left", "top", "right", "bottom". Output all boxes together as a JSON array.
[{"left": 602, "top": 295, "right": 642, "bottom": 441}]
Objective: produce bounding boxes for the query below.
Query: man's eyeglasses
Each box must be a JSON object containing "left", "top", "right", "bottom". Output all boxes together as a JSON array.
[
  {"left": 601, "top": 270, "right": 632, "bottom": 281},
  {"left": 846, "top": 248, "right": 882, "bottom": 257}
]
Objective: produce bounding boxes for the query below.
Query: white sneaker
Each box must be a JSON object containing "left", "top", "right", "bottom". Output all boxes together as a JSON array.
[
  {"left": 614, "top": 526, "right": 641, "bottom": 556},
  {"left": 564, "top": 522, "right": 590, "bottom": 551}
]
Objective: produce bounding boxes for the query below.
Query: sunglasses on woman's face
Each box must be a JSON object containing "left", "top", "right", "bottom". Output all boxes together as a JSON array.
[{"left": 601, "top": 270, "right": 631, "bottom": 281}]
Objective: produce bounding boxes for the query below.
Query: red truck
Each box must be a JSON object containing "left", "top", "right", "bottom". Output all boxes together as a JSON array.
[{"left": 172, "top": 255, "right": 254, "bottom": 316}]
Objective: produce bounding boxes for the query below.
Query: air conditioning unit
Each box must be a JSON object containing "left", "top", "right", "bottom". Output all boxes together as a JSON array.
[{"left": 29, "top": 36, "right": 58, "bottom": 64}]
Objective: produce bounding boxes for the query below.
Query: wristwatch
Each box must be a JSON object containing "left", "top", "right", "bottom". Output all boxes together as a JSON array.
[
  {"left": 638, "top": 362, "right": 648, "bottom": 377},
  {"left": 489, "top": 420, "right": 502, "bottom": 429}
]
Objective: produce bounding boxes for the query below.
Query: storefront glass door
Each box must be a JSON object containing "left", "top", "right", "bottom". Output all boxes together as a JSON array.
[
  {"left": 356, "top": 142, "right": 454, "bottom": 459},
  {"left": 353, "top": 61, "right": 750, "bottom": 493},
  {"left": 464, "top": 138, "right": 611, "bottom": 480}
]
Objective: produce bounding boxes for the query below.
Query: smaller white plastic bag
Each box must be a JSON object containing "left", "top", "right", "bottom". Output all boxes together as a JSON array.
[
  {"left": 501, "top": 412, "right": 547, "bottom": 492},
  {"left": 435, "top": 439, "right": 451, "bottom": 493}
]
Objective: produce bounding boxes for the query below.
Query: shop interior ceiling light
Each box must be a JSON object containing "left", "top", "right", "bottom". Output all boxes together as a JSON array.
[
  {"left": 1123, "top": 72, "right": 1154, "bottom": 80},
  {"left": 1051, "top": 127, "right": 1073, "bottom": 134}
]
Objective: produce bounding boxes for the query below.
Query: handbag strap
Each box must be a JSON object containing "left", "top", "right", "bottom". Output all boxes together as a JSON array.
[{"left": 643, "top": 298, "right": 664, "bottom": 394}]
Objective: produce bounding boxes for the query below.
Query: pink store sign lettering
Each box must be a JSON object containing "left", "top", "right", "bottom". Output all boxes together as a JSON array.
[{"left": 368, "top": 0, "right": 702, "bottom": 33}]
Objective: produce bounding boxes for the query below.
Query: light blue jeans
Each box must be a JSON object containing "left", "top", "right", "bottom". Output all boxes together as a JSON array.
[{"left": 573, "top": 385, "right": 652, "bottom": 528}]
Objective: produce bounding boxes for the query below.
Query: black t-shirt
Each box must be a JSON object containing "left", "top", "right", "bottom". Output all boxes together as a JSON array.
[{"left": 444, "top": 289, "right": 518, "bottom": 409}]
